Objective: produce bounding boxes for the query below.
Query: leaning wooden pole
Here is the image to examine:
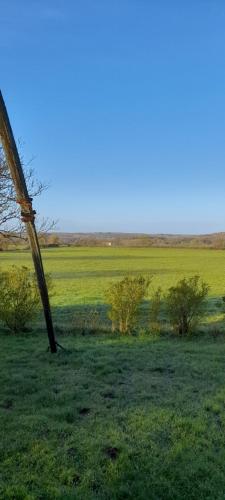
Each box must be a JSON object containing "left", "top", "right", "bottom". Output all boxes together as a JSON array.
[{"left": 0, "top": 90, "right": 57, "bottom": 353}]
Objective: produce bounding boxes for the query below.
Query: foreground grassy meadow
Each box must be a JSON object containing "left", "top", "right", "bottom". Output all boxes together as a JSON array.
[
  {"left": 0, "top": 246, "right": 225, "bottom": 326},
  {"left": 1, "top": 247, "right": 225, "bottom": 499},
  {"left": 1, "top": 334, "right": 225, "bottom": 499}
]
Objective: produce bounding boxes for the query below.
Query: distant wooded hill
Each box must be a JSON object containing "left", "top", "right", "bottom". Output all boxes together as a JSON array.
[
  {"left": 2, "top": 231, "right": 225, "bottom": 250},
  {"left": 35, "top": 231, "right": 225, "bottom": 249}
]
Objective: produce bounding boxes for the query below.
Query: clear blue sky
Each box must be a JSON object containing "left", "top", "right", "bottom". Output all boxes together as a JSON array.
[{"left": 1, "top": 0, "right": 225, "bottom": 234}]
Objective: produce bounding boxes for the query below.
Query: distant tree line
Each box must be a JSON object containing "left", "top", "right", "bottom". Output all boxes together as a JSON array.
[
  {"left": 2, "top": 231, "right": 225, "bottom": 251},
  {"left": 40, "top": 232, "right": 225, "bottom": 250}
]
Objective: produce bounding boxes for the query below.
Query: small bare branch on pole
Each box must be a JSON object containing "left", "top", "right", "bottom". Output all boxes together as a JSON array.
[{"left": 0, "top": 90, "right": 57, "bottom": 353}]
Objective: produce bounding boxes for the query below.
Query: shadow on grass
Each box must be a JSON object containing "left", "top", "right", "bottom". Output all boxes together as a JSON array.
[
  {"left": 51, "top": 268, "right": 171, "bottom": 280},
  {"left": 48, "top": 296, "right": 225, "bottom": 341},
  {"left": 0, "top": 295, "right": 224, "bottom": 341},
  {"left": 44, "top": 254, "right": 168, "bottom": 261}
]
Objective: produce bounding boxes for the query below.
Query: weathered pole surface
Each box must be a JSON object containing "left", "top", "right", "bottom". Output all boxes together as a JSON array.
[{"left": 0, "top": 90, "right": 57, "bottom": 353}]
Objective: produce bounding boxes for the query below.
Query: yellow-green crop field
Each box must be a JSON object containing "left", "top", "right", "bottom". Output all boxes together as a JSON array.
[{"left": 1, "top": 246, "right": 225, "bottom": 326}]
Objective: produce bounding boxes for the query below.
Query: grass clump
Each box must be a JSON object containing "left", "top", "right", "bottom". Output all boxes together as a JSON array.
[{"left": 73, "top": 305, "right": 103, "bottom": 334}]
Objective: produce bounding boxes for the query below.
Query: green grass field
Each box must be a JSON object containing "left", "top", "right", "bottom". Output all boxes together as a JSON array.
[
  {"left": 1, "top": 334, "right": 225, "bottom": 499},
  {"left": 1, "top": 247, "right": 225, "bottom": 499},
  {"left": 0, "top": 246, "right": 224, "bottom": 327}
]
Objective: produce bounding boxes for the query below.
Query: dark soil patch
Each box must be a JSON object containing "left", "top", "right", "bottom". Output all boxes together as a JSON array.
[
  {"left": 1, "top": 399, "right": 13, "bottom": 410},
  {"left": 104, "top": 446, "right": 119, "bottom": 460},
  {"left": 72, "top": 473, "right": 81, "bottom": 486},
  {"left": 79, "top": 407, "right": 90, "bottom": 416},
  {"left": 150, "top": 367, "right": 175, "bottom": 374},
  {"left": 102, "top": 391, "right": 115, "bottom": 399}
]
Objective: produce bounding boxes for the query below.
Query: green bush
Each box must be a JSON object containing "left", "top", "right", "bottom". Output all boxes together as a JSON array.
[
  {"left": 105, "top": 275, "right": 151, "bottom": 334},
  {"left": 0, "top": 266, "right": 41, "bottom": 333},
  {"left": 166, "top": 275, "right": 209, "bottom": 335},
  {"left": 149, "top": 287, "right": 162, "bottom": 334}
]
